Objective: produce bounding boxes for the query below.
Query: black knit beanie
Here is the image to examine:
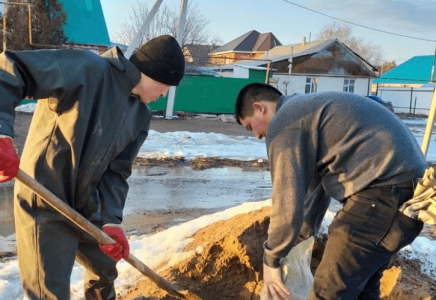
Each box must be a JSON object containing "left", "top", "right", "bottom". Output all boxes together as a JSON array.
[{"left": 129, "top": 35, "right": 185, "bottom": 86}]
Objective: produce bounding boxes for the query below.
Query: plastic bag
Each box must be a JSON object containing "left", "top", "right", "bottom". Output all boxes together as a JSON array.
[
  {"left": 400, "top": 167, "right": 436, "bottom": 224},
  {"left": 261, "top": 236, "right": 315, "bottom": 300}
]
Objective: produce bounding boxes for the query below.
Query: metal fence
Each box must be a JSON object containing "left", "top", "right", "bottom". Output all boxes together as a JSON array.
[
  {"left": 148, "top": 70, "right": 267, "bottom": 114},
  {"left": 376, "top": 86, "right": 434, "bottom": 115}
]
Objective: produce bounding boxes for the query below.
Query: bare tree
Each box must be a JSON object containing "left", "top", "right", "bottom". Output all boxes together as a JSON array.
[
  {"left": 316, "top": 22, "right": 383, "bottom": 67},
  {"left": 379, "top": 61, "right": 397, "bottom": 75},
  {"left": 113, "top": 0, "right": 215, "bottom": 47},
  {"left": 2, "top": 0, "right": 67, "bottom": 51}
]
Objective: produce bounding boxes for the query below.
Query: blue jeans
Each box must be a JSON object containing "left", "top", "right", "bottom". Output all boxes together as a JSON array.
[{"left": 308, "top": 184, "right": 423, "bottom": 300}]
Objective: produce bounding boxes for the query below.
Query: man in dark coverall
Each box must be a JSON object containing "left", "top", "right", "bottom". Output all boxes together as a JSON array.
[
  {"left": 0, "top": 35, "right": 185, "bottom": 299},
  {"left": 234, "top": 83, "right": 426, "bottom": 300}
]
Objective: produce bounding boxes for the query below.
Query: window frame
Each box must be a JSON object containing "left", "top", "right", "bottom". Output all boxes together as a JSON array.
[
  {"left": 343, "top": 78, "right": 355, "bottom": 93},
  {"left": 305, "top": 77, "right": 318, "bottom": 94}
]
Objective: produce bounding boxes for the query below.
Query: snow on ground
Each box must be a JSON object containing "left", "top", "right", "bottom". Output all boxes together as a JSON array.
[
  {"left": 0, "top": 104, "right": 434, "bottom": 299},
  {"left": 138, "top": 130, "right": 267, "bottom": 160}
]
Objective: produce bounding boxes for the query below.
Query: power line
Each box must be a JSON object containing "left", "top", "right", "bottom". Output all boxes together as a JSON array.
[{"left": 280, "top": 0, "right": 436, "bottom": 43}]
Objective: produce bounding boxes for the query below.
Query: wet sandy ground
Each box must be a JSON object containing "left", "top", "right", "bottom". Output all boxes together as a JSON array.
[
  {"left": 6, "top": 113, "right": 436, "bottom": 241},
  {"left": 0, "top": 113, "right": 269, "bottom": 242},
  {"left": 123, "top": 165, "right": 271, "bottom": 236}
]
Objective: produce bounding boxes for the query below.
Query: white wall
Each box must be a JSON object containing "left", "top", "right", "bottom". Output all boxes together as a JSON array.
[
  {"left": 271, "top": 75, "right": 436, "bottom": 116},
  {"left": 376, "top": 86, "right": 434, "bottom": 115},
  {"left": 275, "top": 76, "right": 306, "bottom": 95},
  {"left": 218, "top": 71, "right": 235, "bottom": 78},
  {"left": 354, "top": 79, "right": 372, "bottom": 95},
  {"left": 271, "top": 74, "right": 372, "bottom": 96},
  {"left": 233, "top": 66, "right": 250, "bottom": 79}
]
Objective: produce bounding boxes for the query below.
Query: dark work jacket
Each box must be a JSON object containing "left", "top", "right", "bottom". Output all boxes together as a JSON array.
[{"left": 0, "top": 47, "right": 152, "bottom": 224}]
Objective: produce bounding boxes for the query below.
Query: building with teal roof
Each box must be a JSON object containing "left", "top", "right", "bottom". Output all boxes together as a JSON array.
[
  {"left": 58, "top": 0, "right": 111, "bottom": 53},
  {"left": 19, "top": 0, "right": 111, "bottom": 106},
  {"left": 372, "top": 55, "right": 435, "bottom": 116},
  {"left": 374, "top": 55, "right": 435, "bottom": 86}
]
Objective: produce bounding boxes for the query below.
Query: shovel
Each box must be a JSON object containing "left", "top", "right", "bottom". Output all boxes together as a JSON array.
[{"left": 16, "top": 169, "right": 203, "bottom": 300}]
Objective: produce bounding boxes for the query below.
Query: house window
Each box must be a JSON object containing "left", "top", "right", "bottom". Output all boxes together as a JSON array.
[
  {"left": 343, "top": 79, "right": 355, "bottom": 93},
  {"left": 305, "top": 77, "right": 317, "bottom": 94}
]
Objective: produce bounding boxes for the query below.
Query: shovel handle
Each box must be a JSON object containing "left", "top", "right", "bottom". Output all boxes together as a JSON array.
[{"left": 15, "top": 169, "right": 188, "bottom": 299}]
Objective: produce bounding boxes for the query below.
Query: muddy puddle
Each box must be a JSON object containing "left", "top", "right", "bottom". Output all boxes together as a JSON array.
[{"left": 0, "top": 166, "right": 271, "bottom": 237}]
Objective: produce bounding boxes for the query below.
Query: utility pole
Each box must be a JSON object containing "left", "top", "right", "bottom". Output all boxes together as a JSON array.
[
  {"left": 165, "top": 0, "right": 187, "bottom": 119},
  {"left": 420, "top": 44, "right": 436, "bottom": 157},
  {"left": 122, "top": 0, "right": 187, "bottom": 120},
  {"left": 124, "top": 0, "right": 163, "bottom": 59}
]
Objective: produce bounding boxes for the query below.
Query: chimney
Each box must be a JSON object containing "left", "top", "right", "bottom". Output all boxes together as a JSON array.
[
  {"left": 302, "top": 36, "right": 306, "bottom": 46},
  {"left": 288, "top": 47, "right": 294, "bottom": 74}
]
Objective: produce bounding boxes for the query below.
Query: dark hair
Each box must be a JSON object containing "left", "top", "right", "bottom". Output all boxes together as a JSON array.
[{"left": 234, "top": 83, "right": 282, "bottom": 124}]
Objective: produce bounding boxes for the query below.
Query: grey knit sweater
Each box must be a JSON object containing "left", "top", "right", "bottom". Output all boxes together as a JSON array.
[{"left": 263, "top": 91, "right": 426, "bottom": 267}]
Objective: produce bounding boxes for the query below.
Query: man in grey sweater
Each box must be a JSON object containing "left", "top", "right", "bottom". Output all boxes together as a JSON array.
[{"left": 234, "top": 83, "right": 426, "bottom": 299}]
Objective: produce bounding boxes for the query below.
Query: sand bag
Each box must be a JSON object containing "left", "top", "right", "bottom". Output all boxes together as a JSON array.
[
  {"left": 400, "top": 167, "right": 436, "bottom": 225},
  {"left": 261, "top": 236, "right": 315, "bottom": 300}
]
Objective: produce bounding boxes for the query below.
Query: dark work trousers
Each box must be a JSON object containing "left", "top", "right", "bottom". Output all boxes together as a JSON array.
[
  {"left": 14, "top": 192, "right": 118, "bottom": 300},
  {"left": 308, "top": 184, "right": 423, "bottom": 300}
]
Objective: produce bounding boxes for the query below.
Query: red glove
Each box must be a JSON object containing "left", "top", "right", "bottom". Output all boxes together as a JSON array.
[
  {"left": 0, "top": 136, "right": 20, "bottom": 183},
  {"left": 99, "top": 224, "right": 130, "bottom": 261}
]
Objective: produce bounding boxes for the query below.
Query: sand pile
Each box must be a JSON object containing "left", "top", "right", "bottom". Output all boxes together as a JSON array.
[{"left": 121, "top": 207, "right": 435, "bottom": 300}]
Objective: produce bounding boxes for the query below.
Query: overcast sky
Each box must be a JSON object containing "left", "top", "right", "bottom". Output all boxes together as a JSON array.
[{"left": 100, "top": 0, "right": 436, "bottom": 64}]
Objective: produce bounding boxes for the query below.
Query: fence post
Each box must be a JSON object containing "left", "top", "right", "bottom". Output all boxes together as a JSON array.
[
  {"left": 409, "top": 87, "right": 413, "bottom": 114},
  {"left": 413, "top": 97, "right": 417, "bottom": 116},
  {"left": 421, "top": 87, "right": 436, "bottom": 157}
]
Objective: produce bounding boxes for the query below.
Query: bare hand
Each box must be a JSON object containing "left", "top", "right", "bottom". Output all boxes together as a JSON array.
[{"left": 263, "top": 263, "right": 290, "bottom": 300}]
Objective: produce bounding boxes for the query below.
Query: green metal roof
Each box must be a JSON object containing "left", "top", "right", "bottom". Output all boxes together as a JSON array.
[
  {"left": 58, "top": 0, "right": 110, "bottom": 46},
  {"left": 373, "top": 55, "right": 435, "bottom": 84}
]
